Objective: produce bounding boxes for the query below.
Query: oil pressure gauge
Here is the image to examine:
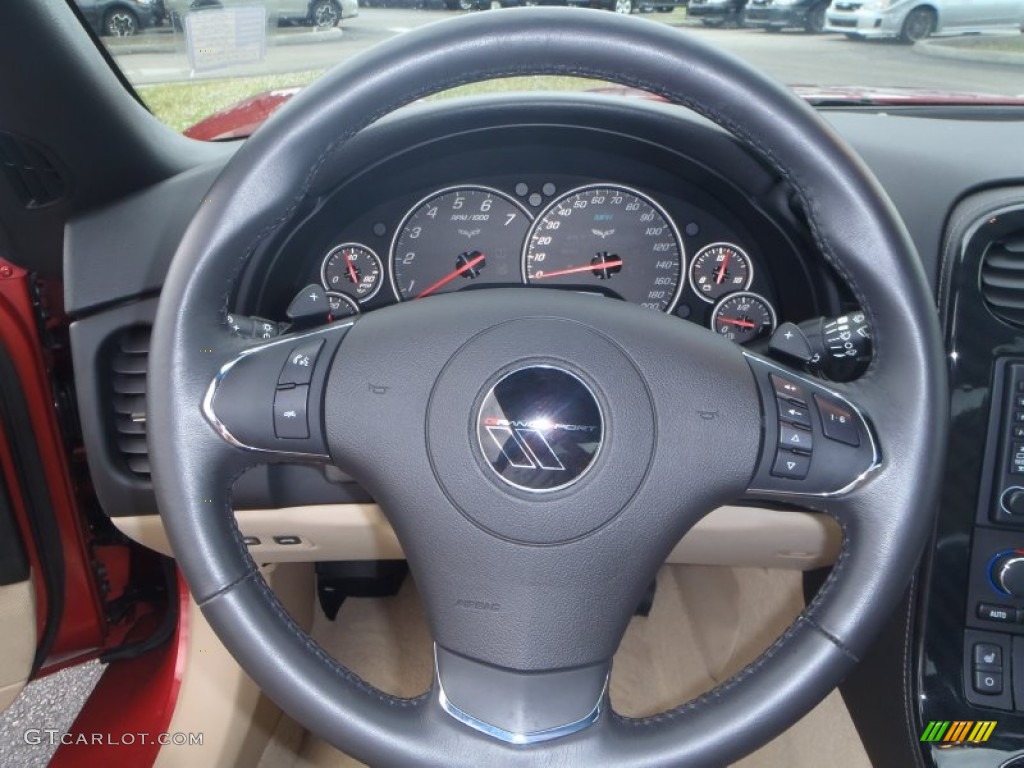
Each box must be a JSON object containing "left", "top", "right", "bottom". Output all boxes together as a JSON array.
[
  {"left": 689, "top": 243, "right": 753, "bottom": 302},
  {"left": 710, "top": 291, "right": 777, "bottom": 345},
  {"left": 321, "top": 243, "right": 383, "bottom": 302}
]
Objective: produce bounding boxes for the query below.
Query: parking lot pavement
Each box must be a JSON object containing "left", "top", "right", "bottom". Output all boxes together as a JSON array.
[{"left": 113, "top": 8, "right": 1024, "bottom": 95}]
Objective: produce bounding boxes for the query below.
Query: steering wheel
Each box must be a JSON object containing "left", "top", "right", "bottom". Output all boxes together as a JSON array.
[{"left": 149, "top": 9, "right": 946, "bottom": 766}]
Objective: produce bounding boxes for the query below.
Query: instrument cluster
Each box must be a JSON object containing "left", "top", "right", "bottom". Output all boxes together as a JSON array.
[{"left": 303, "top": 181, "right": 780, "bottom": 346}]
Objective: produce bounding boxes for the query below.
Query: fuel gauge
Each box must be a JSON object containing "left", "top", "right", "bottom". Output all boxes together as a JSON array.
[
  {"left": 710, "top": 291, "right": 777, "bottom": 345},
  {"left": 689, "top": 243, "right": 753, "bottom": 302}
]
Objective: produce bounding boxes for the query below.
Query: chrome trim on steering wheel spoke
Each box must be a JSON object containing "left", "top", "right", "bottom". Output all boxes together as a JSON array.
[
  {"left": 434, "top": 645, "right": 607, "bottom": 745},
  {"left": 201, "top": 322, "right": 354, "bottom": 461}
]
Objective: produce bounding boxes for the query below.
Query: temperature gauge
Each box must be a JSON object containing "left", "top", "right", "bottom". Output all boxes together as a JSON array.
[
  {"left": 710, "top": 291, "right": 777, "bottom": 345},
  {"left": 321, "top": 243, "right": 383, "bottom": 302},
  {"left": 689, "top": 243, "right": 753, "bottom": 302}
]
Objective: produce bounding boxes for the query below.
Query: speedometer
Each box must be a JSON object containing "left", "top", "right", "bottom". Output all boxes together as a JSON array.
[
  {"left": 390, "top": 186, "right": 531, "bottom": 301},
  {"left": 523, "top": 184, "right": 684, "bottom": 312}
]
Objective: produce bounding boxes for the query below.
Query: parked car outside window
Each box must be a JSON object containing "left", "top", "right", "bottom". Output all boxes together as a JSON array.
[
  {"left": 686, "top": 0, "right": 749, "bottom": 26},
  {"left": 746, "top": 0, "right": 830, "bottom": 32},
  {"left": 825, "top": 0, "right": 1024, "bottom": 42},
  {"left": 165, "top": 0, "right": 359, "bottom": 31},
  {"left": 74, "top": 0, "right": 167, "bottom": 36}
]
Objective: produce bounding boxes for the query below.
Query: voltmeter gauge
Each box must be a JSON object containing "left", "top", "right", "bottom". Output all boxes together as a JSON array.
[
  {"left": 321, "top": 243, "right": 383, "bottom": 302},
  {"left": 689, "top": 242, "right": 753, "bottom": 302},
  {"left": 709, "top": 291, "right": 777, "bottom": 345},
  {"left": 325, "top": 291, "right": 360, "bottom": 320}
]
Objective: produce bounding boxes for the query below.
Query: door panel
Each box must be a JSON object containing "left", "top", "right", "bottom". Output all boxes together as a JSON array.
[
  {"left": 0, "top": 579, "right": 36, "bottom": 711},
  {"left": 0, "top": 470, "right": 34, "bottom": 712}
]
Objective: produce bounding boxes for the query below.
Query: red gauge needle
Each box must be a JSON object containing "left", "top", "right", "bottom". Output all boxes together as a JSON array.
[
  {"left": 533, "top": 259, "right": 624, "bottom": 280},
  {"left": 718, "top": 317, "right": 755, "bottom": 329},
  {"left": 343, "top": 250, "right": 359, "bottom": 285},
  {"left": 416, "top": 252, "right": 487, "bottom": 299},
  {"left": 715, "top": 253, "right": 730, "bottom": 285}
]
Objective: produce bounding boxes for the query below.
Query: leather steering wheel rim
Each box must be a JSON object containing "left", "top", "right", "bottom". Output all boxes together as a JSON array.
[{"left": 148, "top": 9, "right": 947, "bottom": 766}]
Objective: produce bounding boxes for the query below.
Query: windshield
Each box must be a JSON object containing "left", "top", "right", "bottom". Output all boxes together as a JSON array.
[{"left": 76, "top": 1, "right": 1024, "bottom": 137}]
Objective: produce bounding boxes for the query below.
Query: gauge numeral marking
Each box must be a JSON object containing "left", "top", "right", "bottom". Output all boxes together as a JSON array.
[
  {"left": 522, "top": 184, "right": 685, "bottom": 313},
  {"left": 389, "top": 186, "right": 532, "bottom": 302}
]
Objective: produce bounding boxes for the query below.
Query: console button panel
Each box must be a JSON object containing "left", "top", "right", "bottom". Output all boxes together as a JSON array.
[{"left": 964, "top": 629, "right": 1013, "bottom": 711}]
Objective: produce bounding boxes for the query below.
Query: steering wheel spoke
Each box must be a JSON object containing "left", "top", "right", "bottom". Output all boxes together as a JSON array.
[
  {"left": 433, "top": 645, "right": 608, "bottom": 745},
  {"left": 203, "top": 321, "right": 354, "bottom": 462},
  {"left": 742, "top": 353, "right": 881, "bottom": 503}
]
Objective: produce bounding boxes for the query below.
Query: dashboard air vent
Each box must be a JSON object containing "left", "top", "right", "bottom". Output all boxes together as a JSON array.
[
  {"left": 0, "top": 132, "right": 67, "bottom": 208},
  {"left": 981, "top": 231, "right": 1024, "bottom": 328},
  {"left": 111, "top": 327, "right": 151, "bottom": 479}
]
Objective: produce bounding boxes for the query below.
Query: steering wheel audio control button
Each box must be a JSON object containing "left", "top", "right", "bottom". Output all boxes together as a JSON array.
[
  {"left": 746, "top": 356, "right": 880, "bottom": 496},
  {"left": 777, "top": 399, "right": 811, "bottom": 430},
  {"left": 771, "top": 450, "right": 810, "bottom": 480},
  {"left": 279, "top": 339, "right": 325, "bottom": 386},
  {"left": 779, "top": 424, "right": 812, "bottom": 453},
  {"left": 814, "top": 394, "right": 860, "bottom": 447},
  {"left": 770, "top": 374, "right": 806, "bottom": 405}
]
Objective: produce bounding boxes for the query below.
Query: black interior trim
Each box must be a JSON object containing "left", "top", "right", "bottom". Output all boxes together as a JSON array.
[
  {"left": 0, "top": 469, "right": 30, "bottom": 587},
  {"left": 0, "top": 342, "right": 64, "bottom": 674}
]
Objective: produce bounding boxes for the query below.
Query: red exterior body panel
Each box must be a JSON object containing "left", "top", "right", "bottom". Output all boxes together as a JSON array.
[{"left": 183, "top": 83, "right": 1024, "bottom": 141}]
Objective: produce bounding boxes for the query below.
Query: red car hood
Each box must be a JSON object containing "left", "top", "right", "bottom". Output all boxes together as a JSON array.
[{"left": 184, "top": 84, "right": 1024, "bottom": 141}]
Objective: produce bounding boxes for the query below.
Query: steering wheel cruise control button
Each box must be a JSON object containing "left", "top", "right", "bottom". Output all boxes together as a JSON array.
[
  {"left": 279, "top": 339, "right": 325, "bottom": 386},
  {"left": 779, "top": 424, "right": 812, "bottom": 453},
  {"left": 274, "top": 385, "right": 310, "bottom": 439},
  {"left": 814, "top": 394, "right": 860, "bottom": 447}
]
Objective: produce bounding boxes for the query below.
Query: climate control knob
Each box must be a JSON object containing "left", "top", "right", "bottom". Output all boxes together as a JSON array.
[{"left": 991, "top": 552, "right": 1024, "bottom": 597}]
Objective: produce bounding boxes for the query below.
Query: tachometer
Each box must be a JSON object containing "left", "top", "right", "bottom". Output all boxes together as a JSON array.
[
  {"left": 523, "top": 185, "right": 684, "bottom": 312},
  {"left": 390, "top": 186, "right": 531, "bottom": 301}
]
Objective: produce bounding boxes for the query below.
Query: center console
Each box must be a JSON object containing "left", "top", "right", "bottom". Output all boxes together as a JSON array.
[{"left": 917, "top": 188, "right": 1024, "bottom": 765}]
